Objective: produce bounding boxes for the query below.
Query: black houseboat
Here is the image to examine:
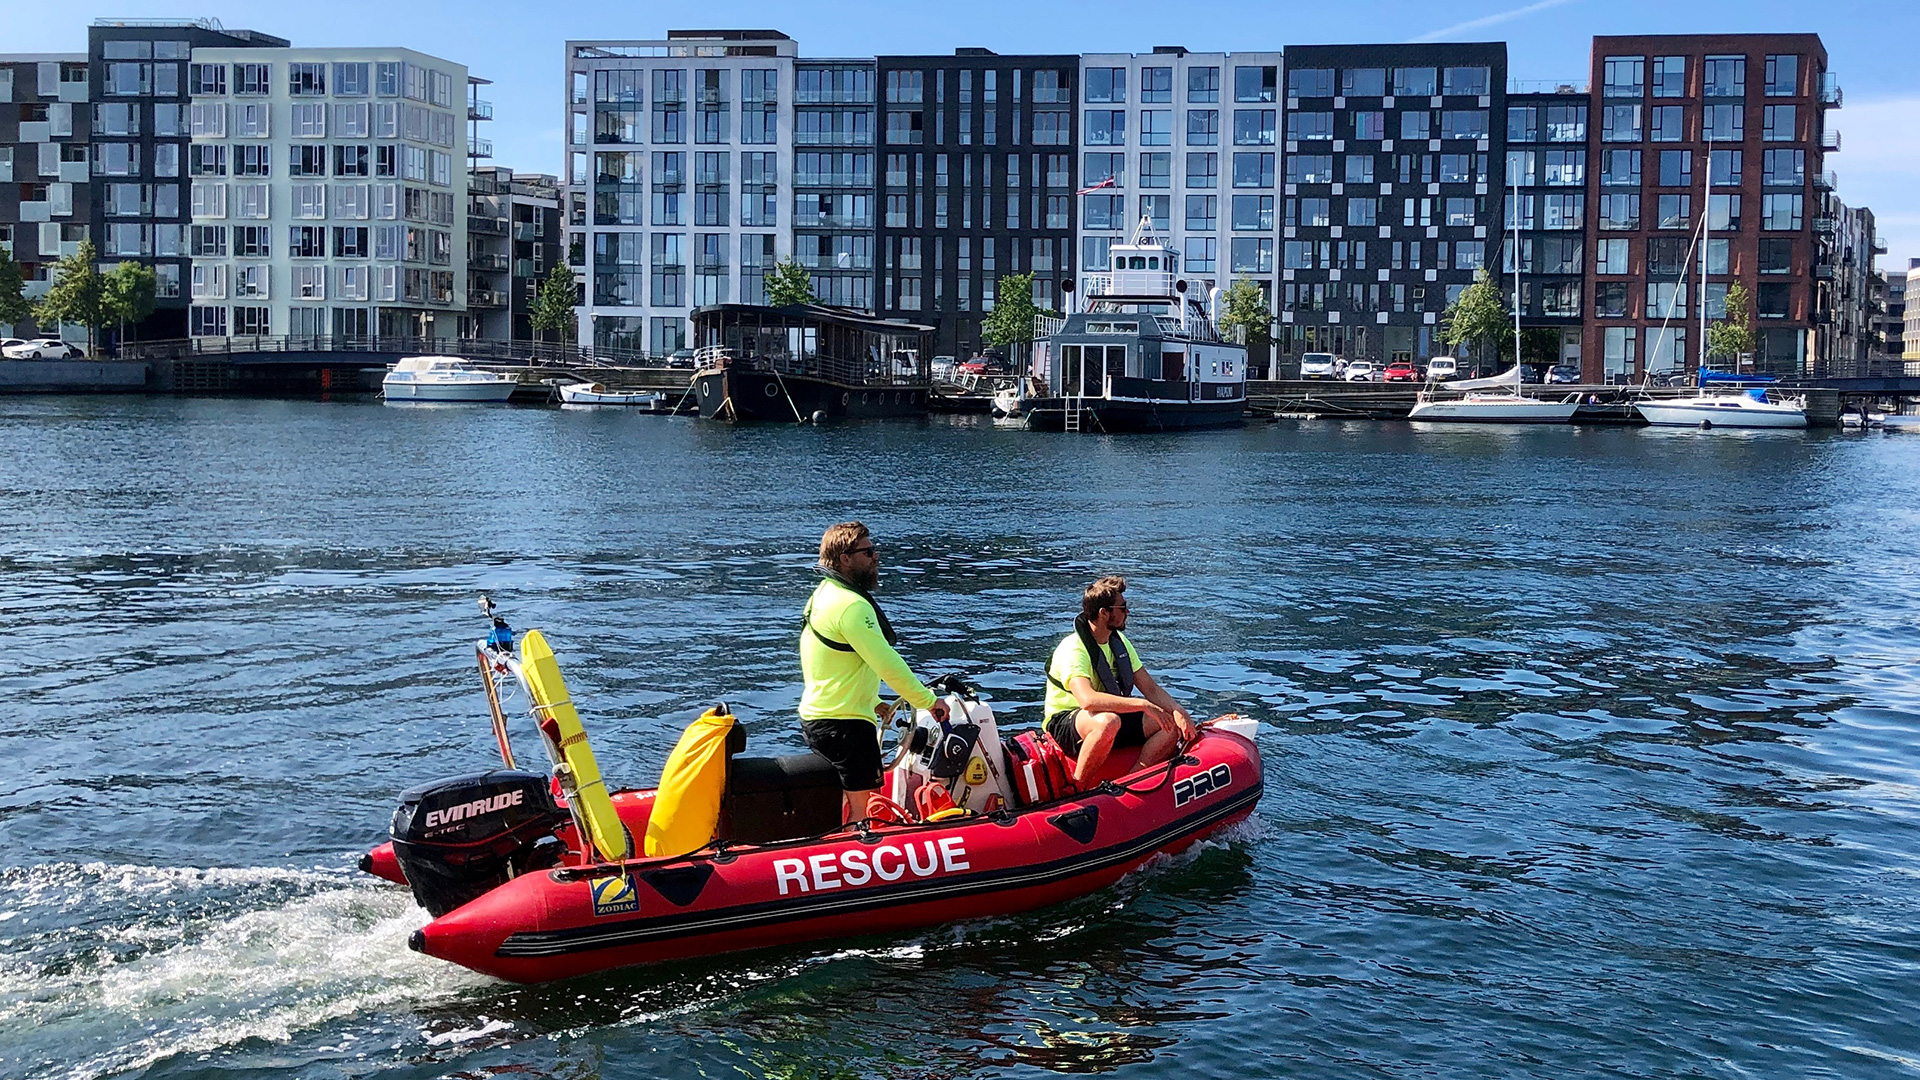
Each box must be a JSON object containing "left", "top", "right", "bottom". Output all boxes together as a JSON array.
[
  {"left": 1025, "top": 223, "right": 1247, "bottom": 432},
  {"left": 689, "top": 305, "right": 933, "bottom": 422}
]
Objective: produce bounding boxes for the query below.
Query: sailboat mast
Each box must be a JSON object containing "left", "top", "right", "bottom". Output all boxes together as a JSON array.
[
  {"left": 1700, "top": 136, "right": 1710, "bottom": 372},
  {"left": 1512, "top": 154, "right": 1522, "bottom": 388}
]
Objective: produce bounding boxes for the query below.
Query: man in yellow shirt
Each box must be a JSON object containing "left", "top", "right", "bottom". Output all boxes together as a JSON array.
[
  {"left": 1045, "top": 576, "right": 1195, "bottom": 785},
  {"left": 800, "top": 521, "right": 948, "bottom": 821}
]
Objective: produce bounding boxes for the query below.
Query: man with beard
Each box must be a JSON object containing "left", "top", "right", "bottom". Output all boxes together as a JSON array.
[
  {"left": 1045, "top": 575, "right": 1195, "bottom": 785},
  {"left": 800, "top": 521, "right": 949, "bottom": 821}
]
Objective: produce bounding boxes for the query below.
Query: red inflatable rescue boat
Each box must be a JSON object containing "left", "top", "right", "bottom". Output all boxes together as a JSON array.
[{"left": 361, "top": 599, "right": 1262, "bottom": 984}]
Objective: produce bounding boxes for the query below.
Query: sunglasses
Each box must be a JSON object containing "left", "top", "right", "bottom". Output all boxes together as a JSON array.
[{"left": 848, "top": 545, "right": 877, "bottom": 557}]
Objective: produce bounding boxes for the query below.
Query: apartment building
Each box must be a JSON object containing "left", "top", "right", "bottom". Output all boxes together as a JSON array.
[
  {"left": 1504, "top": 88, "right": 1590, "bottom": 366},
  {"left": 1074, "top": 47, "right": 1286, "bottom": 364},
  {"left": 1880, "top": 263, "right": 1906, "bottom": 361},
  {"left": 792, "top": 58, "right": 875, "bottom": 309},
  {"left": 1819, "top": 201, "right": 1883, "bottom": 374},
  {"left": 184, "top": 46, "right": 471, "bottom": 340},
  {"left": 0, "top": 53, "right": 90, "bottom": 335},
  {"left": 89, "top": 19, "right": 290, "bottom": 339},
  {"left": 872, "top": 49, "right": 1080, "bottom": 360},
  {"left": 1277, "top": 43, "right": 1509, "bottom": 367},
  {"left": 1582, "top": 34, "right": 1837, "bottom": 380},
  {"left": 566, "top": 30, "right": 796, "bottom": 356},
  {"left": 507, "top": 171, "right": 562, "bottom": 340}
]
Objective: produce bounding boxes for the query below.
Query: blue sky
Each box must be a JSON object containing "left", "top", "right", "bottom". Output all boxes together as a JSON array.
[{"left": 16, "top": 0, "right": 1920, "bottom": 267}]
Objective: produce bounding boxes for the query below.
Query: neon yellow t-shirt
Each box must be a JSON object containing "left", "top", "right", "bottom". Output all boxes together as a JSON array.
[
  {"left": 1044, "top": 630, "right": 1142, "bottom": 718},
  {"left": 799, "top": 578, "right": 936, "bottom": 722}
]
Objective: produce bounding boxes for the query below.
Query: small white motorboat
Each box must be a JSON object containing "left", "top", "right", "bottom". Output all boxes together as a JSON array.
[
  {"left": 383, "top": 356, "right": 518, "bottom": 402},
  {"left": 1406, "top": 367, "right": 1579, "bottom": 424},
  {"left": 558, "top": 382, "right": 666, "bottom": 408},
  {"left": 1635, "top": 389, "right": 1807, "bottom": 429}
]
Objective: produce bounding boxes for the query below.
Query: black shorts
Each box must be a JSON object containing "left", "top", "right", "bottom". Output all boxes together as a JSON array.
[
  {"left": 1046, "top": 708, "right": 1146, "bottom": 759},
  {"left": 801, "top": 718, "right": 885, "bottom": 791}
]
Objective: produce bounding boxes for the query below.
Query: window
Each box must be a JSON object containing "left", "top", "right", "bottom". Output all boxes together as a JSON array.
[
  {"left": 1759, "top": 238, "right": 1794, "bottom": 274},
  {"left": 1601, "top": 105, "right": 1641, "bottom": 142},
  {"left": 1343, "top": 68, "right": 1385, "bottom": 96},
  {"left": 1286, "top": 154, "right": 1333, "bottom": 183},
  {"left": 236, "top": 102, "right": 270, "bottom": 138},
  {"left": 1184, "top": 236, "right": 1217, "bottom": 273},
  {"left": 289, "top": 63, "right": 327, "bottom": 96},
  {"left": 1440, "top": 111, "right": 1488, "bottom": 139},
  {"left": 1705, "top": 104, "right": 1743, "bottom": 142},
  {"left": 190, "top": 63, "right": 226, "bottom": 95},
  {"left": 292, "top": 104, "right": 326, "bottom": 139},
  {"left": 1229, "top": 237, "right": 1273, "bottom": 272},
  {"left": 335, "top": 62, "right": 369, "bottom": 97},
  {"left": 188, "top": 102, "right": 227, "bottom": 138},
  {"left": 1657, "top": 194, "right": 1690, "bottom": 229},
  {"left": 1186, "top": 194, "right": 1217, "bottom": 230},
  {"left": 1650, "top": 106, "right": 1685, "bottom": 142},
  {"left": 1187, "top": 152, "right": 1217, "bottom": 188},
  {"left": 1440, "top": 154, "right": 1474, "bottom": 183},
  {"left": 235, "top": 225, "right": 271, "bottom": 257},
  {"left": 1647, "top": 237, "right": 1689, "bottom": 275},
  {"left": 1708, "top": 193, "right": 1742, "bottom": 230},
  {"left": 331, "top": 102, "right": 369, "bottom": 138},
  {"left": 294, "top": 184, "right": 327, "bottom": 218},
  {"left": 1139, "top": 152, "right": 1170, "bottom": 188},
  {"left": 1703, "top": 56, "right": 1746, "bottom": 98},
  {"left": 1187, "top": 109, "right": 1219, "bottom": 146},
  {"left": 1595, "top": 238, "right": 1630, "bottom": 275},
  {"left": 1596, "top": 282, "right": 1629, "bottom": 317},
  {"left": 1544, "top": 150, "right": 1584, "bottom": 186},
  {"left": 1086, "top": 110, "right": 1125, "bottom": 145},
  {"left": 1765, "top": 55, "right": 1799, "bottom": 98},
  {"left": 1083, "top": 192, "right": 1124, "bottom": 229},
  {"left": 189, "top": 181, "right": 226, "bottom": 217},
  {"left": 1604, "top": 57, "right": 1645, "bottom": 99},
  {"left": 1600, "top": 149, "right": 1641, "bottom": 186},
  {"left": 1763, "top": 105, "right": 1796, "bottom": 142},
  {"left": 1599, "top": 192, "right": 1640, "bottom": 230},
  {"left": 1346, "top": 155, "right": 1375, "bottom": 183},
  {"left": 1652, "top": 56, "right": 1686, "bottom": 98},
  {"left": 1232, "top": 152, "right": 1274, "bottom": 188},
  {"left": 1085, "top": 68, "right": 1126, "bottom": 103},
  {"left": 334, "top": 145, "right": 370, "bottom": 177},
  {"left": 1141, "top": 109, "right": 1173, "bottom": 146},
  {"left": 1443, "top": 67, "right": 1489, "bottom": 96},
  {"left": 1287, "top": 68, "right": 1334, "bottom": 98},
  {"left": 1541, "top": 193, "right": 1583, "bottom": 230},
  {"left": 1188, "top": 66, "right": 1219, "bottom": 103},
  {"left": 1546, "top": 105, "right": 1585, "bottom": 142},
  {"left": 1443, "top": 197, "right": 1475, "bottom": 227},
  {"left": 1235, "top": 66, "right": 1276, "bottom": 103},
  {"left": 1347, "top": 197, "right": 1377, "bottom": 226},
  {"left": 1233, "top": 194, "right": 1274, "bottom": 230},
  {"left": 1647, "top": 281, "right": 1686, "bottom": 318},
  {"left": 1084, "top": 152, "right": 1124, "bottom": 185},
  {"left": 1141, "top": 66, "right": 1172, "bottom": 103},
  {"left": 1761, "top": 192, "right": 1803, "bottom": 230},
  {"left": 1392, "top": 67, "right": 1435, "bottom": 96},
  {"left": 885, "top": 70, "right": 924, "bottom": 103},
  {"left": 189, "top": 306, "right": 226, "bottom": 337},
  {"left": 1400, "top": 111, "right": 1430, "bottom": 140},
  {"left": 333, "top": 226, "right": 369, "bottom": 257},
  {"left": 1288, "top": 197, "right": 1328, "bottom": 227},
  {"left": 289, "top": 226, "right": 325, "bottom": 258},
  {"left": 1508, "top": 105, "right": 1538, "bottom": 142},
  {"left": 291, "top": 145, "right": 327, "bottom": 177},
  {"left": 1763, "top": 148, "right": 1804, "bottom": 187},
  {"left": 1757, "top": 283, "right": 1791, "bottom": 319},
  {"left": 189, "top": 225, "right": 228, "bottom": 259},
  {"left": 189, "top": 144, "right": 226, "bottom": 176},
  {"left": 1659, "top": 150, "right": 1692, "bottom": 187},
  {"left": 1352, "top": 111, "right": 1385, "bottom": 140},
  {"left": 234, "top": 63, "right": 270, "bottom": 95},
  {"left": 1238, "top": 109, "right": 1279, "bottom": 144}
]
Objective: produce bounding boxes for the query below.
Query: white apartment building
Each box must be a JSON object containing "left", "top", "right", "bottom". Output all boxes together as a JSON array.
[
  {"left": 186, "top": 46, "right": 469, "bottom": 340},
  {"left": 1076, "top": 49, "right": 1285, "bottom": 315},
  {"left": 565, "top": 31, "right": 797, "bottom": 356}
]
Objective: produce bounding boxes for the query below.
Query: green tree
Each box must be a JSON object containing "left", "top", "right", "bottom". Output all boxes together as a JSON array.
[
  {"left": 1216, "top": 278, "right": 1273, "bottom": 346},
  {"left": 981, "top": 272, "right": 1056, "bottom": 350},
  {"left": 1706, "top": 281, "right": 1757, "bottom": 366},
  {"left": 764, "top": 258, "right": 815, "bottom": 307},
  {"left": 1439, "top": 268, "right": 1512, "bottom": 365},
  {"left": 34, "top": 239, "right": 106, "bottom": 356},
  {"left": 0, "top": 244, "right": 31, "bottom": 331},
  {"left": 529, "top": 264, "right": 578, "bottom": 344},
  {"left": 101, "top": 260, "right": 157, "bottom": 349}
]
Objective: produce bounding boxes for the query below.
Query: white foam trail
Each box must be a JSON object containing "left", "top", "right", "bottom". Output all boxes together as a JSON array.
[{"left": 0, "top": 862, "right": 492, "bottom": 1080}]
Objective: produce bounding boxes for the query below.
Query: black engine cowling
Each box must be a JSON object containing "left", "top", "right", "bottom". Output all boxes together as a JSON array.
[{"left": 390, "top": 770, "right": 566, "bottom": 917}]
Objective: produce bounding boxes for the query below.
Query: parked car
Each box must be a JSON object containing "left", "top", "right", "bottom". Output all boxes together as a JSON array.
[
  {"left": 1519, "top": 365, "right": 1543, "bottom": 383},
  {"left": 957, "top": 357, "right": 1009, "bottom": 376},
  {"left": 1344, "top": 360, "right": 1379, "bottom": 382},
  {"left": 1546, "top": 366, "right": 1581, "bottom": 384},
  {"left": 666, "top": 348, "right": 696, "bottom": 368},
  {"left": 2, "top": 338, "right": 82, "bottom": 360},
  {"left": 1299, "top": 352, "right": 1337, "bottom": 379},
  {"left": 1381, "top": 361, "right": 1420, "bottom": 382},
  {"left": 0, "top": 339, "right": 26, "bottom": 358},
  {"left": 1425, "top": 357, "right": 1458, "bottom": 381}
]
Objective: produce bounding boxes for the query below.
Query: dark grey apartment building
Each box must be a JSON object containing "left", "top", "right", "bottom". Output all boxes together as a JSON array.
[
  {"left": 87, "top": 18, "right": 288, "bottom": 340},
  {"left": 1277, "top": 42, "right": 1507, "bottom": 367},
  {"left": 1, "top": 53, "right": 91, "bottom": 337},
  {"left": 873, "top": 49, "right": 1078, "bottom": 360},
  {"left": 1504, "top": 88, "right": 1590, "bottom": 366}
]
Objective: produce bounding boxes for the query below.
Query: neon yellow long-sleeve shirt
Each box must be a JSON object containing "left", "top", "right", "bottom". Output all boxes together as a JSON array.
[{"left": 799, "top": 578, "right": 936, "bottom": 722}]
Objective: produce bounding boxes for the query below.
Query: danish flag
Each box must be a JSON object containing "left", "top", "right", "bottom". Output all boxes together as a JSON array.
[{"left": 1075, "top": 176, "right": 1118, "bottom": 195}]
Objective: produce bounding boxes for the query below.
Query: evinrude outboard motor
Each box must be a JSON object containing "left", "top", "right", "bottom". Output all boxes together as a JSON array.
[{"left": 390, "top": 770, "right": 567, "bottom": 917}]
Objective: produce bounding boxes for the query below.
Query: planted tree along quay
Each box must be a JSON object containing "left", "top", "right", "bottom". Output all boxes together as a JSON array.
[
  {"left": 1707, "top": 282, "right": 1758, "bottom": 369},
  {"left": 530, "top": 264, "right": 579, "bottom": 347},
  {"left": 981, "top": 272, "right": 1056, "bottom": 358},
  {"left": 764, "top": 259, "right": 815, "bottom": 308},
  {"left": 1439, "top": 268, "right": 1512, "bottom": 370}
]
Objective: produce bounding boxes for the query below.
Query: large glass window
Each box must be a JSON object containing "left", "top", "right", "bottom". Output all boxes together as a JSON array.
[
  {"left": 1763, "top": 105, "right": 1796, "bottom": 142},
  {"left": 1652, "top": 56, "right": 1686, "bottom": 97},
  {"left": 1704, "top": 104, "right": 1743, "bottom": 142},
  {"left": 1232, "top": 152, "right": 1274, "bottom": 188},
  {"left": 1764, "top": 55, "right": 1799, "bottom": 97},
  {"left": 1187, "top": 66, "right": 1219, "bottom": 103},
  {"left": 1650, "top": 106, "right": 1685, "bottom": 142},
  {"left": 1287, "top": 68, "right": 1334, "bottom": 98},
  {"left": 1443, "top": 67, "right": 1489, "bottom": 96},
  {"left": 1392, "top": 67, "right": 1435, "bottom": 96},
  {"left": 1238, "top": 109, "right": 1279, "bottom": 144},
  {"left": 1085, "top": 110, "right": 1125, "bottom": 145},
  {"left": 1603, "top": 57, "right": 1644, "bottom": 99},
  {"left": 1085, "top": 68, "right": 1126, "bottom": 103},
  {"left": 1600, "top": 105, "right": 1641, "bottom": 142},
  {"left": 1343, "top": 68, "right": 1385, "bottom": 96},
  {"left": 1235, "top": 66, "right": 1276, "bottom": 102},
  {"left": 1703, "top": 56, "right": 1746, "bottom": 98}
]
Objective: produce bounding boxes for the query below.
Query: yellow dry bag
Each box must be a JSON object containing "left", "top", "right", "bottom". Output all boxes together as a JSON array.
[{"left": 643, "top": 706, "right": 736, "bottom": 858}]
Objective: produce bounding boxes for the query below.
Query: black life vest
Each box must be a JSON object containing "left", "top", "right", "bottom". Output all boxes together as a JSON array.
[
  {"left": 1047, "top": 615, "right": 1135, "bottom": 698},
  {"left": 800, "top": 568, "right": 898, "bottom": 653}
]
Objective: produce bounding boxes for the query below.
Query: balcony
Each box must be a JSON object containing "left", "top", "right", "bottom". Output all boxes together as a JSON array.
[
  {"left": 1820, "top": 74, "right": 1842, "bottom": 107},
  {"left": 470, "top": 251, "right": 511, "bottom": 271},
  {"left": 469, "top": 99, "right": 494, "bottom": 121},
  {"left": 468, "top": 288, "right": 505, "bottom": 308},
  {"left": 470, "top": 137, "right": 494, "bottom": 159},
  {"left": 1873, "top": 237, "right": 1889, "bottom": 255},
  {"left": 1821, "top": 129, "right": 1842, "bottom": 152},
  {"left": 468, "top": 214, "right": 509, "bottom": 235},
  {"left": 1813, "top": 216, "right": 1837, "bottom": 235},
  {"left": 513, "top": 222, "right": 538, "bottom": 242},
  {"left": 1813, "top": 264, "right": 1835, "bottom": 280},
  {"left": 1814, "top": 170, "right": 1837, "bottom": 191}
]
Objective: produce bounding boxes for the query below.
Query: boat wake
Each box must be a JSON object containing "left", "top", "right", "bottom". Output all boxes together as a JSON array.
[{"left": 0, "top": 860, "right": 487, "bottom": 1080}]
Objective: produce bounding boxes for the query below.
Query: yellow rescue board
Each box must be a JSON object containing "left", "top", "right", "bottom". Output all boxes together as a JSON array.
[{"left": 518, "top": 629, "right": 631, "bottom": 863}]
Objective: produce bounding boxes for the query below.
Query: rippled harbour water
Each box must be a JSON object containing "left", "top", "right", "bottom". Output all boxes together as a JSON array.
[{"left": 1, "top": 395, "right": 1918, "bottom": 1079}]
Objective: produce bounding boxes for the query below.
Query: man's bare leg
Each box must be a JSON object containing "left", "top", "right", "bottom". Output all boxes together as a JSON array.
[
  {"left": 844, "top": 786, "right": 879, "bottom": 823},
  {"left": 1071, "top": 710, "right": 1121, "bottom": 785}
]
